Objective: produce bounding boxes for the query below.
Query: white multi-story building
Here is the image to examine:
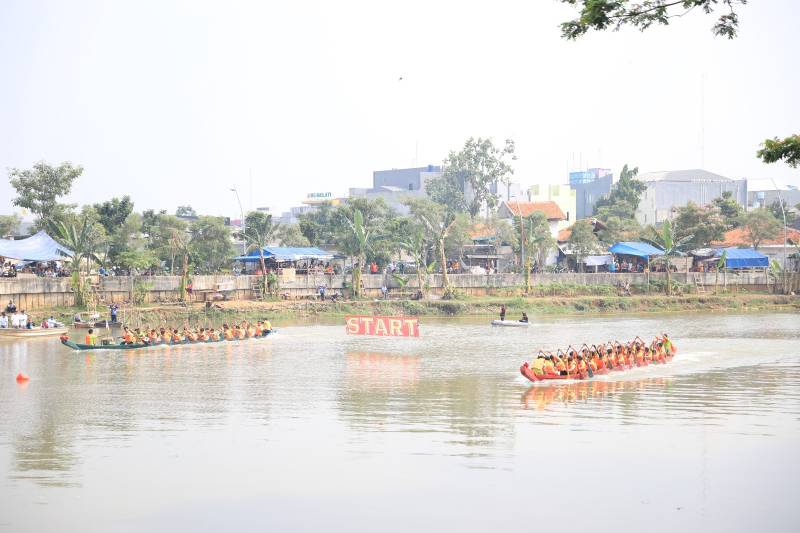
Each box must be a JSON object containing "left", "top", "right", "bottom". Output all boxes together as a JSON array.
[{"left": 634, "top": 169, "right": 747, "bottom": 226}]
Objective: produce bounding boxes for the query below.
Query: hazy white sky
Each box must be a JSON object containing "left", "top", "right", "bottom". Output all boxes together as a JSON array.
[{"left": 1, "top": 0, "right": 798, "bottom": 218}]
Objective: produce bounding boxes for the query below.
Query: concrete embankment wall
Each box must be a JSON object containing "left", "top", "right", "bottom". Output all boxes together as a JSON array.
[{"left": 0, "top": 271, "right": 791, "bottom": 312}]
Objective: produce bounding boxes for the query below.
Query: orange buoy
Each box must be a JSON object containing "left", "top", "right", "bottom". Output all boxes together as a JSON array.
[{"left": 16, "top": 373, "right": 30, "bottom": 383}]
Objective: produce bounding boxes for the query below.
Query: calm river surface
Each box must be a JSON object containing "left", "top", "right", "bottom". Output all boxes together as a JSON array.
[{"left": 1, "top": 312, "right": 799, "bottom": 532}]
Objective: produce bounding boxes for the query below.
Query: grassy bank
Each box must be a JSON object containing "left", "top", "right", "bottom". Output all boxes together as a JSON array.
[{"left": 39, "top": 293, "right": 799, "bottom": 327}]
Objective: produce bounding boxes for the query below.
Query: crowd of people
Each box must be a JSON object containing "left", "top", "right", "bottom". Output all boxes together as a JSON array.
[
  {"left": 1, "top": 299, "right": 61, "bottom": 329},
  {"left": 79, "top": 319, "right": 274, "bottom": 346},
  {"left": 527, "top": 335, "right": 675, "bottom": 377}
]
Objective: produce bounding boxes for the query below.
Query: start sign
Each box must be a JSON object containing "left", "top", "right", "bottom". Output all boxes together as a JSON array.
[{"left": 345, "top": 316, "right": 420, "bottom": 337}]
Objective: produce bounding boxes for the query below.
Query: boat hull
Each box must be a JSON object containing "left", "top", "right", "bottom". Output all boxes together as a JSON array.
[
  {"left": 492, "top": 320, "right": 530, "bottom": 327},
  {"left": 61, "top": 330, "right": 276, "bottom": 351},
  {"left": 0, "top": 327, "right": 69, "bottom": 338},
  {"left": 520, "top": 354, "right": 675, "bottom": 383}
]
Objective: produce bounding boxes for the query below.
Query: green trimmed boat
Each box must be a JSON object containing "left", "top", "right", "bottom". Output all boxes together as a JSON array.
[{"left": 60, "top": 330, "right": 277, "bottom": 351}]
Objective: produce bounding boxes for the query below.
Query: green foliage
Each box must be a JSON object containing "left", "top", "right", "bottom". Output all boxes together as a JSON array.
[
  {"left": 189, "top": 216, "right": 234, "bottom": 273},
  {"left": 673, "top": 202, "right": 726, "bottom": 248},
  {"left": 645, "top": 219, "right": 693, "bottom": 295},
  {"left": 568, "top": 219, "right": 601, "bottom": 271},
  {"left": 594, "top": 164, "right": 645, "bottom": 217},
  {"left": 757, "top": 134, "right": 800, "bottom": 168},
  {"left": 116, "top": 249, "right": 159, "bottom": 272},
  {"left": 769, "top": 199, "right": 797, "bottom": 225},
  {"left": 559, "top": 0, "right": 746, "bottom": 40},
  {"left": 0, "top": 214, "right": 21, "bottom": 237},
  {"left": 8, "top": 161, "right": 83, "bottom": 226},
  {"left": 132, "top": 280, "right": 153, "bottom": 306},
  {"left": 276, "top": 224, "right": 311, "bottom": 247},
  {"left": 144, "top": 213, "right": 188, "bottom": 272},
  {"left": 298, "top": 203, "right": 337, "bottom": 246},
  {"left": 435, "top": 137, "right": 516, "bottom": 218},
  {"left": 712, "top": 191, "right": 743, "bottom": 228},
  {"left": 93, "top": 196, "right": 134, "bottom": 235},
  {"left": 739, "top": 209, "right": 782, "bottom": 249},
  {"left": 175, "top": 205, "right": 198, "bottom": 218},
  {"left": 52, "top": 212, "right": 108, "bottom": 306}
]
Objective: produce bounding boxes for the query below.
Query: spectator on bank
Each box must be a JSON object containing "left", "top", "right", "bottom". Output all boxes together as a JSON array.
[
  {"left": 0, "top": 312, "right": 7, "bottom": 328},
  {"left": 6, "top": 300, "right": 16, "bottom": 313},
  {"left": 318, "top": 285, "right": 326, "bottom": 301},
  {"left": 380, "top": 285, "right": 388, "bottom": 299}
]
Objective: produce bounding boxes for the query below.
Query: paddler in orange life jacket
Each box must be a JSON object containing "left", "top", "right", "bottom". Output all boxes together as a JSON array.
[
  {"left": 543, "top": 354, "right": 557, "bottom": 375},
  {"left": 553, "top": 351, "right": 567, "bottom": 375},
  {"left": 661, "top": 334, "right": 674, "bottom": 355},
  {"left": 122, "top": 327, "right": 134, "bottom": 345},
  {"left": 530, "top": 353, "right": 547, "bottom": 376},
  {"left": 576, "top": 354, "right": 588, "bottom": 374},
  {"left": 84, "top": 328, "right": 98, "bottom": 346}
]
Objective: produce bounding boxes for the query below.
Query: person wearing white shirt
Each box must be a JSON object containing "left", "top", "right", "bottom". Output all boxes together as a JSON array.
[
  {"left": 0, "top": 312, "right": 8, "bottom": 328},
  {"left": 19, "top": 311, "right": 28, "bottom": 329},
  {"left": 11, "top": 312, "right": 21, "bottom": 328}
]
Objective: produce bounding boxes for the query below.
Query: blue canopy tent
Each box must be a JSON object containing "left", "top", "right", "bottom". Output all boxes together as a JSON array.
[
  {"left": 714, "top": 247, "right": 769, "bottom": 269},
  {"left": 0, "top": 231, "right": 73, "bottom": 261},
  {"left": 234, "top": 247, "right": 333, "bottom": 262},
  {"left": 608, "top": 242, "right": 665, "bottom": 258}
]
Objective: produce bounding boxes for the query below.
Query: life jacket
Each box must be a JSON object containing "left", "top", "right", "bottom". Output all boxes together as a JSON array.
[
  {"left": 577, "top": 360, "right": 587, "bottom": 372},
  {"left": 224, "top": 330, "right": 233, "bottom": 340},
  {"left": 123, "top": 332, "right": 133, "bottom": 343},
  {"left": 531, "top": 358, "right": 547, "bottom": 375},
  {"left": 263, "top": 321, "right": 272, "bottom": 331},
  {"left": 84, "top": 334, "right": 96, "bottom": 345},
  {"left": 588, "top": 359, "right": 597, "bottom": 371},
  {"left": 555, "top": 360, "right": 566, "bottom": 372},
  {"left": 543, "top": 360, "right": 556, "bottom": 375}
]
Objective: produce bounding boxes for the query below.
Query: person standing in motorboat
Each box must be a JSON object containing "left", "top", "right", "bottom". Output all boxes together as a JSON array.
[{"left": 499, "top": 304, "right": 506, "bottom": 322}]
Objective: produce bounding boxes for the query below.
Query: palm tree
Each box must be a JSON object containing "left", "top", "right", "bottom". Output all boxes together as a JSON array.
[
  {"left": 515, "top": 212, "right": 555, "bottom": 294},
  {"left": 241, "top": 212, "right": 278, "bottom": 298},
  {"left": 645, "top": 220, "right": 693, "bottom": 296}
]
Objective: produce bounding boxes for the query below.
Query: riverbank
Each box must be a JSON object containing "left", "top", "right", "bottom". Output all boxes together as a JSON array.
[{"left": 39, "top": 293, "right": 799, "bottom": 327}]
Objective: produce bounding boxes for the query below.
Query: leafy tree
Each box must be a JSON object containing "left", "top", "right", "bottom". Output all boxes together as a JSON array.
[
  {"left": 189, "top": 216, "right": 234, "bottom": 274},
  {"left": 596, "top": 214, "right": 642, "bottom": 245},
  {"left": 398, "top": 225, "right": 430, "bottom": 297},
  {"left": 769, "top": 198, "right": 797, "bottom": 225},
  {"left": 425, "top": 172, "right": 468, "bottom": 214},
  {"left": 645, "top": 219, "right": 692, "bottom": 296},
  {"left": 242, "top": 211, "right": 278, "bottom": 297},
  {"left": 757, "top": 134, "right": 800, "bottom": 168},
  {"left": 276, "top": 224, "right": 311, "bottom": 247},
  {"left": 332, "top": 198, "right": 396, "bottom": 267},
  {"left": 145, "top": 214, "right": 187, "bottom": 273},
  {"left": 514, "top": 211, "right": 555, "bottom": 292},
  {"left": 176, "top": 205, "right": 198, "bottom": 218},
  {"left": 404, "top": 197, "right": 459, "bottom": 297},
  {"left": 93, "top": 196, "right": 134, "bottom": 235},
  {"left": 0, "top": 214, "right": 21, "bottom": 237},
  {"left": 568, "top": 220, "right": 600, "bottom": 272},
  {"left": 673, "top": 202, "right": 726, "bottom": 248},
  {"left": 559, "top": 0, "right": 746, "bottom": 40},
  {"left": 593, "top": 164, "right": 645, "bottom": 218},
  {"left": 298, "top": 203, "right": 338, "bottom": 246},
  {"left": 739, "top": 209, "right": 782, "bottom": 249},
  {"left": 8, "top": 161, "right": 83, "bottom": 226},
  {"left": 115, "top": 249, "right": 160, "bottom": 274},
  {"left": 712, "top": 191, "right": 743, "bottom": 228},
  {"left": 438, "top": 137, "right": 516, "bottom": 218}
]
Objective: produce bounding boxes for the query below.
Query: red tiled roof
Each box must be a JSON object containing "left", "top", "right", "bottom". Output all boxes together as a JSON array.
[
  {"left": 714, "top": 227, "right": 800, "bottom": 247},
  {"left": 503, "top": 201, "right": 565, "bottom": 221}
]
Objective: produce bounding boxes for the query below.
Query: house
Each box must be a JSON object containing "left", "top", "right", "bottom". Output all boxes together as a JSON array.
[
  {"left": 527, "top": 183, "right": 576, "bottom": 230},
  {"left": 497, "top": 201, "right": 566, "bottom": 239},
  {"left": 713, "top": 227, "right": 800, "bottom": 269}
]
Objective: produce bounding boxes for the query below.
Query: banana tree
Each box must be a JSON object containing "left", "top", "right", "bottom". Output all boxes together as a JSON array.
[
  {"left": 514, "top": 212, "right": 555, "bottom": 294},
  {"left": 51, "top": 215, "right": 105, "bottom": 307},
  {"left": 404, "top": 198, "right": 458, "bottom": 298},
  {"left": 347, "top": 209, "right": 372, "bottom": 298},
  {"left": 714, "top": 250, "right": 727, "bottom": 294},
  {"left": 645, "top": 219, "right": 693, "bottom": 296},
  {"left": 399, "top": 229, "right": 429, "bottom": 298}
]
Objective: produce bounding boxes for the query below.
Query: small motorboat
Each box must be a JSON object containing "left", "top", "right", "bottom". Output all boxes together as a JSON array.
[{"left": 492, "top": 320, "right": 530, "bottom": 327}]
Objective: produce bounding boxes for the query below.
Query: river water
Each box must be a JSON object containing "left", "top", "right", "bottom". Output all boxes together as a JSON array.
[{"left": 1, "top": 312, "right": 798, "bottom": 532}]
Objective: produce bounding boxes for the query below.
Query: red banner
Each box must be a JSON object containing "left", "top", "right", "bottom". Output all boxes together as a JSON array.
[{"left": 345, "top": 316, "right": 420, "bottom": 337}]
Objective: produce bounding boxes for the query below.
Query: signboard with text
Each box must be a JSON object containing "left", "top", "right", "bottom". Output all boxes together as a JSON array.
[{"left": 345, "top": 316, "right": 420, "bottom": 337}]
